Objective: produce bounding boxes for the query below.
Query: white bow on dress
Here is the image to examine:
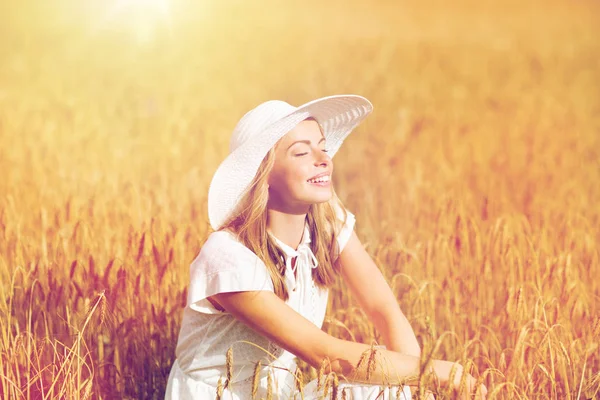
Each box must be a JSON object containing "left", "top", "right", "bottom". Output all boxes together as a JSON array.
[{"left": 267, "top": 224, "right": 318, "bottom": 292}]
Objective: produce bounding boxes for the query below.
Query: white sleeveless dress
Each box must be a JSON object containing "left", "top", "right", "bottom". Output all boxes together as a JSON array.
[{"left": 165, "top": 207, "right": 412, "bottom": 399}]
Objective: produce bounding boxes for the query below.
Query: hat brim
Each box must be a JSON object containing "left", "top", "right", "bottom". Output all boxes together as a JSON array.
[{"left": 208, "top": 94, "right": 373, "bottom": 231}]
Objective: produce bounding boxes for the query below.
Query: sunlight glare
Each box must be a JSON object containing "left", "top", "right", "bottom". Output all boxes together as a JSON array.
[
  {"left": 111, "top": 0, "right": 170, "bottom": 16},
  {"left": 101, "top": 0, "right": 173, "bottom": 44}
]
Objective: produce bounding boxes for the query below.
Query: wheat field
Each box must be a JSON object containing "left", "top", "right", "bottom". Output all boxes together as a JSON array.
[{"left": 1, "top": 0, "right": 599, "bottom": 398}]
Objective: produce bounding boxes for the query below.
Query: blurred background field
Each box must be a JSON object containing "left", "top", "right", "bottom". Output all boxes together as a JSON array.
[{"left": 1, "top": 0, "right": 599, "bottom": 398}]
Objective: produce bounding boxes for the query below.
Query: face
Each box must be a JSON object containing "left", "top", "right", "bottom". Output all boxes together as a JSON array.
[{"left": 267, "top": 119, "right": 333, "bottom": 213}]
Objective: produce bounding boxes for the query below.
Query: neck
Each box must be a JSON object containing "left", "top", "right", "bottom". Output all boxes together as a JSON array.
[{"left": 266, "top": 208, "right": 307, "bottom": 250}]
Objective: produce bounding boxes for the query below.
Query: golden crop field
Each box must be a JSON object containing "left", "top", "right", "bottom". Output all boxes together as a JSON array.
[{"left": 1, "top": 0, "right": 599, "bottom": 398}]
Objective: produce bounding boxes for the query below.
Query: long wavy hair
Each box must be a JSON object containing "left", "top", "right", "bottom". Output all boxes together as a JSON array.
[{"left": 218, "top": 117, "right": 351, "bottom": 301}]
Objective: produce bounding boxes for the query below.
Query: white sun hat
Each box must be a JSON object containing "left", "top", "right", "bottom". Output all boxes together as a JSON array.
[{"left": 207, "top": 94, "right": 374, "bottom": 231}]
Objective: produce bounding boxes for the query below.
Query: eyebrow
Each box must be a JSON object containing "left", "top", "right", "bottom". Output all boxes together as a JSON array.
[{"left": 287, "top": 137, "right": 326, "bottom": 151}]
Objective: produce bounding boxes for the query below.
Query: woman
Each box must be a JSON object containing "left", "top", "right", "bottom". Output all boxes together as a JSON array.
[{"left": 165, "top": 95, "right": 487, "bottom": 399}]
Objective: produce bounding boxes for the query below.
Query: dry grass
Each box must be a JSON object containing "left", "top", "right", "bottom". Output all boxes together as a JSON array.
[{"left": 1, "top": 0, "right": 599, "bottom": 398}]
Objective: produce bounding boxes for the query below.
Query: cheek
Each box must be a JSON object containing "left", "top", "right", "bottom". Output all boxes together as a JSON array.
[
  {"left": 281, "top": 168, "right": 307, "bottom": 192},
  {"left": 270, "top": 157, "right": 313, "bottom": 195},
  {"left": 269, "top": 163, "right": 303, "bottom": 191},
  {"left": 293, "top": 161, "right": 316, "bottom": 184},
  {"left": 291, "top": 167, "right": 308, "bottom": 183},
  {"left": 279, "top": 165, "right": 310, "bottom": 194}
]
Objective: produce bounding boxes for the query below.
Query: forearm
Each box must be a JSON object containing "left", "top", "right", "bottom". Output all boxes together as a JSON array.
[
  {"left": 370, "top": 307, "right": 421, "bottom": 357},
  {"left": 327, "top": 338, "right": 460, "bottom": 387}
]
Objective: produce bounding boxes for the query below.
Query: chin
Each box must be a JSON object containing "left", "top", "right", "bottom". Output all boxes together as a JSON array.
[
  {"left": 306, "top": 194, "right": 332, "bottom": 204},
  {"left": 299, "top": 184, "right": 332, "bottom": 204}
]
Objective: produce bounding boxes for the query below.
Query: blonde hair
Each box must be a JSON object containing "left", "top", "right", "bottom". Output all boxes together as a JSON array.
[{"left": 218, "top": 117, "right": 351, "bottom": 301}]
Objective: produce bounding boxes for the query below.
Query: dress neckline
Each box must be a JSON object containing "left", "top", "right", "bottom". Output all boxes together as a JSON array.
[{"left": 267, "top": 222, "right": 311, "bottom": 258}]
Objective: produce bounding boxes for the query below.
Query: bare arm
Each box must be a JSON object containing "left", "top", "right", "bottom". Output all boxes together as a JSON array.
[
  {"left": 210, "top": 290, "right": 478, "bottom": 392},
  {"left": 337, "top": 230, "right": 421, "bottom": 356}
]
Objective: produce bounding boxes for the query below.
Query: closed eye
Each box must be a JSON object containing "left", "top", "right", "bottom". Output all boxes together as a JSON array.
[{"left": 295, "top": 149, "right": 328, "bottom": 157}]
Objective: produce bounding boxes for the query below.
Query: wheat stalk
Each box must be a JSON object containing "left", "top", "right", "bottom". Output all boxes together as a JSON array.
[{"left": 252, "top": 361, "right": 261, "bottom": 399}]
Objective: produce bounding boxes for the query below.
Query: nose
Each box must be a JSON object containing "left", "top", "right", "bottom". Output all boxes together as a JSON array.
[{"left": 313, "top": 148, "right": 331, "bottom": 167}]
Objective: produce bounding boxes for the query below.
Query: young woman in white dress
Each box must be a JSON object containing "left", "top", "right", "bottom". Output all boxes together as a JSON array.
[{"left": 165, "top": 95, "right": 487, "bottom": 399}]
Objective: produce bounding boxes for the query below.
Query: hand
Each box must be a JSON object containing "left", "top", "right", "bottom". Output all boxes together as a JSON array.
[
  {"left": 434, "top": 360, "right": 487, "bottom": 400},
  {"left": 459, "top": 373, "right": 487, "bottom": 399},
  {"left": 451, "top": 368, "right": 487, "bottom": 400},
  {"left": 424, "top": 390, "right": 436, "bottom": 400}
]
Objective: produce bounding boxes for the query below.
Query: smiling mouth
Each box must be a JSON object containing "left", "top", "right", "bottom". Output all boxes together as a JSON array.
[{"left": 307, "top": 175, "right": 331, "bottom": 184}]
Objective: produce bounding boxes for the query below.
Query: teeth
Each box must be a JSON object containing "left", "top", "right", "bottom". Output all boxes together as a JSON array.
[{"left": 307, "top": 175, "right": 330, "bottom": 183}]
